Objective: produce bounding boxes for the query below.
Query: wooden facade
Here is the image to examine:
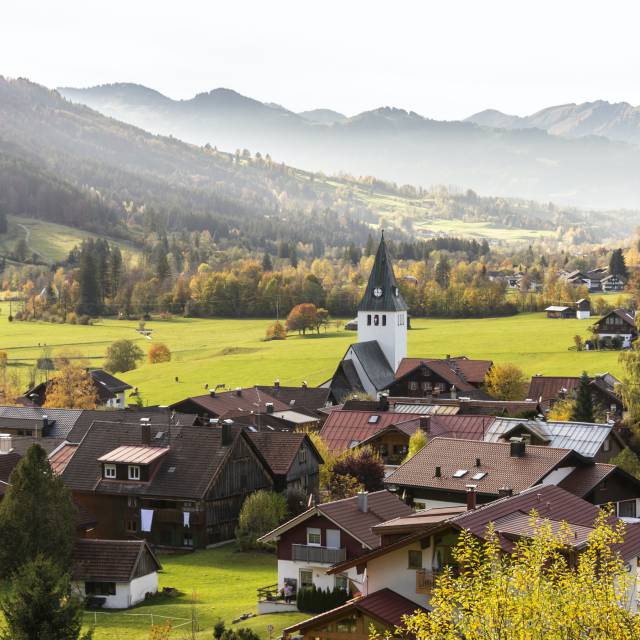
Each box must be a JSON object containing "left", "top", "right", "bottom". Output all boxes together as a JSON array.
[{"left": 387, "top": 365, "right": 456, "bottom": 399}]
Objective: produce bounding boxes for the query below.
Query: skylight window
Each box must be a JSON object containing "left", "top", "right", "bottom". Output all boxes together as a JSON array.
[
  {"left": 472, "top": 472, "right": 487, "bottom": 481},
  {"left": 368, "top": 415, "right": 380, "bottom": 424},
  {"left": 453, "top": 469, "right": 468, "bottom": 478}
]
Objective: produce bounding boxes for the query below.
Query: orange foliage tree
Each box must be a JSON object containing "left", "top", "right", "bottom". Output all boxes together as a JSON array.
[{"left": 43, "top": 366, "right": 97, "bottom": 409}]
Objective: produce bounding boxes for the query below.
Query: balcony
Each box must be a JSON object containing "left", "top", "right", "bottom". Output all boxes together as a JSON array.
[
  {"left": 415, "top": 569, "right": 437, "bottom": 595},
  {"left": 292, "top": 544, "right": 346, "bottom": 564}
]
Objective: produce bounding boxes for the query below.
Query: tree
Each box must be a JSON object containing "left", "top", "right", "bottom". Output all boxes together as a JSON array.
[
  {"left": 43, "top": 365, "right": 98, "bottom": 409},
  {"left": 306, "top": 432, "right": 334, "bottom": 493},
  {"left": 619, "top": 347, "right": 640, "bottom": 426},
  {"left": 13, "top": 237, "right": 28, "bottom": 263},
  {"left": 104, "top": 339, "right": 144, "bottom": 373},
  {"left": 235, "top": 490, "right": 289, "bottom": 551},
  {"left": 403, "top": 428, "right": 428, "bottom": 463},
  {"left": 434, "top": 255, "right": 450, "bottom": 288},
  {"left": 329, "top": 446, "right": 384, "bottom": 497},
  {"left": 390, "top": 509, "right": 640, "bottom": 640},
  {"left": 609, "top": 248, "right": 629, "bottom": 279},
  {"left": 286, "top": 303, "right": 318, "bottom": 335},
  {"left": 547, "top": 398, "right": 575, "bottom": 421},
  {"left": 484, "top": 362, "right": 527, "bottom": 400},
  {"left": 148, "top": 342, "right": 172, "bottom": 364},
  {"left": 265, "top": 321, "right": 287, "bottom": 340},
  {"left": 156, "top": 251, "right": 171, "bottom": 283},
  {"left": 0, "top": 445, "right": 77, "bottom": 576},
  {"left": 571, "top": 371, "right": 594, "bottom": 422},
  {"left": 261, "top": 253, "right": 273, "bottom": 272},
  {"left": 0, "top": 556, "right": 91, "bottom": 640},
  {"left": 611, "top": 447, "right": 640, "bottom": 479},
  {"left": 76, "top": 244, "right": 100, "bottom": 316}
]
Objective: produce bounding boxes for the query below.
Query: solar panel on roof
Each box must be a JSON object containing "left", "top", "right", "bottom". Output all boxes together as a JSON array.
[
  {"left": 472, "top": 472, "right": 487, "bottom": 481},
  {"left": 453, "top": 469, "right": 468, "bottom": 478}
]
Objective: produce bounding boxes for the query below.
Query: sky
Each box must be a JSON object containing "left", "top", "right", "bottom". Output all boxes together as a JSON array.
[{"left": 1, "top": 0, "right": 639, "bottom": 120}]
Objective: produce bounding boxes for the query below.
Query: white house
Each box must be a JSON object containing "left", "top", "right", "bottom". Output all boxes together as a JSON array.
[{"left": 72, "top": 539, "right": 161, "bottom": 609}]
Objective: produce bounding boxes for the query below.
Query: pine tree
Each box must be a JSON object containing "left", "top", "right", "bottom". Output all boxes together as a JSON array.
[
  {"left": 609, "top": 248, "right": 629, "bottom": 279},
  {"left": 156, "top": 251, "right": 171, "bottom": 283},
  {"left": 0, "top": 445, "right": 77, "bottom": 576},
  {"left": 435, "top": 255, "right": 451, "bottom": 288},
  {"left": 290, "top": 245, "right": 298, "bottom": 268},
  {"left": 571, "top": 371, "right": 594, "bottom": 423},
  {"left": 77, "top": 244, "right": 100, "bottom": 315},
  {"left": 262, "top": 252, "right": 273, "bottom": 271},
  {"left": 364, "top": 233, "right": 375, "bottom": 257}
]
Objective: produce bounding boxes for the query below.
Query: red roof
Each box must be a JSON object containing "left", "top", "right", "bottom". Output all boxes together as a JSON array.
[
  {"left": 395, "top": 357, "right": 492, "bottom": 388},
  {"left": 49, "top": 444, "right": 78, "bottom": 475},
  {"left": 527, "top": 376, "right": 580, "bottom": 406},
  {"left": 97, "top": 445, "right": 169, "bottom": 465}
]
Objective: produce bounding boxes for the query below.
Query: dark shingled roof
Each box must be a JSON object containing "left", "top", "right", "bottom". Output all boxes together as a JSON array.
[
  {"left": 396, "top": 357, "right": 493, "bottom": 386},
  {"left": 0, "top": 406, "right": 83, "bottom": 438},
  {"left": 385, "top": 437, "right": 579, "bottom": 497},
  {"left": 255, "top": 385, "right": 331, "bottom": 416},
  {"left": 88, "top": 369, "right": 132, "bottom": 393},
  {"left": 349, "top": 341, "right": 396, "bottom": 390},
  {"left": 556, "top": 463, "right": 619, "bottom": 497},
  {"left": 248, "top": 432, "right": 322, "bottom": 476},
  {"left": 0, "top": 451, "right": 21, "bottom": 483},
  {"left": 358, "top": 234, "right": 408, "bottom": 313},
  {"left": 72, "top": 539, "right": 160, "bottom": 582},
  {"left": 284, "top": 588, "right": 426, "bottom": 635}
]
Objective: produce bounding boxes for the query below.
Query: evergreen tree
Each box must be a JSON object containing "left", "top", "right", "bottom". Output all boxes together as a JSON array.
[
  {"left": 0, "top": 556, "right": 91, "bottom": 640},
  {"left": 435, "top": 255, "right": 451, "bottom": 288},
  {"left": 261, "top": 252, "right": 273, "bottom": 271},
  {"left": 110, "top": 246, "right": 123, "bottom": 297},
  {"left": 0, "top": 445, "right": 77, "bottom": 576},
  {"left": 77, "top": 244, "right": 100, "bottom": 315},
  {"left": 609, "top": 248, "right": 629, "bottom": 279},
  {"left": 0, "top": 210, "right": 7, "bottom": 234},
  {"left": 364, "top": 233, "right": 375, "bottom": 257},
  {"left": 156, "top": 251, "right": 171, "bottom": 283},
  {"left": 290, "top": 245, "right": 298, "bottom": 268},
  {"left": 571, "top": 371, "right": 594, "bottom": 423}
]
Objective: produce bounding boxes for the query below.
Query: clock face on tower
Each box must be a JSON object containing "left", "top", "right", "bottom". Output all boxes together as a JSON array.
[{"left": 373, "top": 287, "right": 383, "bottom": 298}]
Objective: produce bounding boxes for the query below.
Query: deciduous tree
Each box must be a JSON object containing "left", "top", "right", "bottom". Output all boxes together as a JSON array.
[
  {"left": 403, "top": 428, "right": 428, "bottom": 463},
  {"left": 148, "top": 342, "right": 171, "bottom": 364},
  {"left": 485, "top": 362, "right": 527, "bottom": 400},
  {"left": 43, "top": 365, "right": 97, "bottom": 409},
  {"left": 236, "top": 490, "right": 289, "bottom": 551},
  {"left": 104, "top": 339, "right": 144, "bottom": 373}
]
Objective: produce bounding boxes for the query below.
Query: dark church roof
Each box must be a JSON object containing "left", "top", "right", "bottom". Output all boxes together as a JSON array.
[
  {"left": 350, "top": 342, "right": 396, "bottom": 390},
  {"left": 357, "top": 233, "right": 408, "bottom": 313}
]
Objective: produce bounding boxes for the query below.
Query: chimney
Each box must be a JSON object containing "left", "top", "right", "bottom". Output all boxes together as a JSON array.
[
  {"left": 466, "top": 484, "right": 477, "bottom": 510},
  {"left": 140, "top": 418, "right": 151, "bottom": 445},
  {"left": 42, "top": 414, "right": 49, "bottom": 435},
  {"left": 419, "top": 416, "right": 431, "bottom": 432},
  {"left": 475, "top": 457, "right": 481, "bottom": 467},
  {"left": 498, "top": 486, "right": 513, "bottom": 498},
  {"left": 235, "top": 387, "right": 242, "bottom": 397},
  {"left": 265, "top": 402, "right": 274, "bottom": 414},
  {"left": 509, "top": 437, "right": 526, "bottom": 457},
  {"left": 274, "top": 379, "right": 280, "bottom": 388},
  {"left": 209, "top": 389, "right": 216, "bottom": 398},
  {"left": 451, "top": 385, "right": 457, "bottom": 400},
  {"left": 357, "top": 491, "right": 368, "bottom": 513},
  {"left": 0, "top": 434, "right": 12, "bottom": 455},
  {"left": 221, "top": 421, "right": 233, "bottom": 446},
  {"left": 434, "top": 466, "right": 441, "bottom": 478}
]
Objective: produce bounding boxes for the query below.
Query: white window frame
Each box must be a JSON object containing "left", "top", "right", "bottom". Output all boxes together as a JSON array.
[
  {"left": 306, "top": 527, "right": 321, "bottom": 546},
  {"left": 334, "top": 573, "right": 348, "bottom": 591},
  {"left": 128, "top": 465, "right": 141, "bottom": 481},
  {"left": 299, "top": 569, "right": 314, "bottom": 589},
  {"left": 104, "top": 464, "right": 116, "bottom": 479}
]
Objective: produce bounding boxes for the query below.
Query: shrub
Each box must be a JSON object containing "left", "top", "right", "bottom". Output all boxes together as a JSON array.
[
  {"left": 104, "top": 339, "right": 144, "bottom": 373},
  {"left": 67, "top": 312, "right": 77, "bottom": 324},
  {"left": 235, "top": 490, "right": 289, "bottom": 551},
  {"left": 265, "top": 321, "right": 287, "bottom": 340},
  {"left": 78, "top": 314, "right": 91, "bottom": 325},
  {"left": 331, "top": 446, "right": 384, "bottom": 493},
  {"left": 296, "top": 586, "right": 350, "bottom": 613},
  {"left": 485, "top": 362, "right": 527, "bottom": 400},
  {"left": 148, "top": 342, "right": 171, "bottom": 364},
  {"left": 612, "top": 335, "right": 624, "bottom": 350}
]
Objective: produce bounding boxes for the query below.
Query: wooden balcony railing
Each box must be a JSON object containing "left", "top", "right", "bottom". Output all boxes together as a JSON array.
[
  {"left": 415, "top": 569, "right": 437, "bottom": 595},
  {"left": 292, "top": 544, "right": 346, "bottom": 564}
]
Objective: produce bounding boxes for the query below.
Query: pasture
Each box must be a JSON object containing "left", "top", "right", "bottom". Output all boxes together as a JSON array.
[{"left": 0, "top": 308, "right": 624, "bottom": 405}]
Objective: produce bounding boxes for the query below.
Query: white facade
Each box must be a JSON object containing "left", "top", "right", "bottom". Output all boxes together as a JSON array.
[
  {"left": 598, "top": 332, "right": 634, "bottom": 348},
  {"left": 73, "top": 572, "right": 158, "bottom": 609},
  {"left": 105, "top": 391, "right": 126, "bottom": 409},
  {"left": 357, "top": 310, "right": 407, "bottom": 373},
  {"left": 277, "top": 558, "right": 362, "bottom": 593},
  {"left": 576, "top": 310, "right": 591, "bottom": 320}
]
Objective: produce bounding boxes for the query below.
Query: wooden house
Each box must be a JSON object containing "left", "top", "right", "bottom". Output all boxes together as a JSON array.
[{"left": 592, "top": 309, "right": 637, "bottom": 348}]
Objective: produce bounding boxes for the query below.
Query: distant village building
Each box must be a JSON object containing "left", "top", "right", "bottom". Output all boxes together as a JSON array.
[{"left": 592, "top": 309, "right": 637, "bottom": 348}]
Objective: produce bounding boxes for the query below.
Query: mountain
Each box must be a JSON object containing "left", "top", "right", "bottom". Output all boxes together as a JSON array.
[
  {"left": 298, "top": 109, "right": 347, "bottom": 125},
  {"left": 58, "top": 84, "right": 640, "bottom": 209},
  {"left": 467, "top": 101, "right": 640, "bottom": 146}
]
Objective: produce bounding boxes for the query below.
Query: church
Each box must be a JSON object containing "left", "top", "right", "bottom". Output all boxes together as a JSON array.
[{"left": 327, "top": 234, "right": 492, "bottom": 403}]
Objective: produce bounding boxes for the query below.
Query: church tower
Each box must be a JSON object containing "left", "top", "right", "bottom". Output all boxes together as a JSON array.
[{"left": 357, "top": 233, "right": 408, "bottom": 371}]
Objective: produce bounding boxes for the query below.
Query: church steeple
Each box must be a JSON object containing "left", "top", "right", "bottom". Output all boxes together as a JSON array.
[{"left": 358, "top": 232, "right": 408, "bottom": 313}]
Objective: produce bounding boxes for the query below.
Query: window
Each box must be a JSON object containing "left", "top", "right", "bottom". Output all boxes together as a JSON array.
[
  {"left": 471, "top": 472, "right": 487, "bottom": 481},
  {"left": 453, "top": 469, "right": 468, "bottom": 478},
  {"left": 368, "top": 415, "right": 380, "bottom": 424},
  {"left": 408, "top": 549, "right": 423, "bottom": 569},
  {"left": 298, "top": 447, "right": 307, "bottom": 464},
  {"left": 618, "top": 500, "right": 637, "bottom": 518},
  {"left": 374, "top": 314, "right": 380, "bottom": 326},
  {"left": 104, "top": 464, "right": 116, "bottom": 479},
  {"left": 85, "top": 581, "right": 116, "bottom": 596},
  {"left": 398, "top": 313, "right": 405, "bottom": 326},
  {"left": 128, "top": 465, "right": 141, "bottom": 480},
  {"left": 299, "top": 569, "right": 313, "bottom": 589},
  {"left": 326, "top": 529, "right": 341, "bottom": 549},
  {"left": 421, "top": 381, "right": 431, "bottom": 391},
  {"left": 382, "top": 315, "right": 386, "bottom": 326},
  {"left": 307, "top": 527, "right": 321, "bottom": 546},
  {"left": 183, "top": 501, "right": 196, "bottom": 511},
  {"left": 409, "top": 381, "right": 418, "bottom": 391},
  {"left": 367, "top": 314, "right": 372, "bottom": 326},
  {"left": 334, "top": 573, "right": 348, "bottom": 591},
  {"left": 335, "top": 614, "right": 358, "bottom": 633},
  {"left": 127, "top": 496, "right": 137, "bottom": 507},
  {"left": 413, "top": 499, "right": 427, "bottom": 511},
  {"left": 183, "top": 532, "right": 194, "bottom": 547},
  {"left": 125, "top": 519, "right": 137, "bottom": 533}
]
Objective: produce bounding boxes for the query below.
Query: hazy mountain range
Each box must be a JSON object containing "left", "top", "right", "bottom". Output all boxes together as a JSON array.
[{"left": 58, "top": 84, "right": 640, "bottom": 209}]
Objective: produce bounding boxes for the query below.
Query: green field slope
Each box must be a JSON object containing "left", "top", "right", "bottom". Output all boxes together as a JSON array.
[{"left": 0, "top": 309, "right": 623, "bottom": 405}]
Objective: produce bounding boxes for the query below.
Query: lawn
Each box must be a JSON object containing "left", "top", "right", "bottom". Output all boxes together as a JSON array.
[
  {"left": 81, "top": 544, "right": 304, "bottom": 639},
  {"left": 0, "top": 307, "right": 625, "bottom": 405}
]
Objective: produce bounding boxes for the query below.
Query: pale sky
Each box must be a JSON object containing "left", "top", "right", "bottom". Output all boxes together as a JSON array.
[{"left": 1, "top": 0, "right": 639, "bottom": 120}]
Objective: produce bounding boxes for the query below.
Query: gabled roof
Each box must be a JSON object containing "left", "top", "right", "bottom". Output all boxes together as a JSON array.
[
  {"left": 485, "top": 417, "right": 619, "bottom": 459},
  {"left": 255, "top": 385, "right": 331, "bottom": 416},
  {"left": 556, "top": 463, "right": 617, "bottom": 497},
  {"left": 169, "top": 388, "right": 290, "bottom": 419},
  {"left": 390, "top": 398, "right": 539, "bottom": 417},
  {"left": 247, "top": 432, "right": 322, "bottom": 476},
  {"left": 358, "top": 234, "right": 408, "bottom": 313},
  {"left": 49, "top": 443, "right": 78, "bottom": 475},
  {"left": 88, "top": 369, "right": 132, "bottom": 393},
  {"left": 595, "top": 308, "right": 636, "bottom": 328},
  {"left": 0, "top": 406, "right": 83, "bottom": 438},
  {"left": 349, "top": 342, "right": 396, "bottom": 391},
  {"left": 283, "top": 588, "right": 426, "bottom": 635},
  {"left": 394, "top": 358, "right": 492, "bottom": 392},
  {"left": 385, "top": 437, "right": 579, "bottom": 497},
  {"left": 259, "top": 490, "right": 413, "bottom": 549},
  {"left": 97, "top": 445, "right": 169, "bottom": 465},
  {"left": 72, "top": 539, "right": 161, "bottom": 583}
]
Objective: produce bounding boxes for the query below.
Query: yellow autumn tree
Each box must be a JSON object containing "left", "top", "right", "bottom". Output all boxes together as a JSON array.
[
  {"left": 484, "top": 362, "right": 528, "bottom": 400},
  {"left": 43, "top": 366, "right": 97, "bottom": 409},
  {"left": 386, "top": 508, "right": 640, "bottom": 640}
]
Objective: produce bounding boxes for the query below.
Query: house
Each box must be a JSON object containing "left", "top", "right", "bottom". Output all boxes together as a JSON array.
[
  {"left": 484, "top": 416, "right": 625, "bottom": 461},
  {"left": 61, "top": 420, "right": 274, "bottom": 548},
  {"left": 592, "top": 309, "right": 637, "bottom": 348},
  {"left": 602, "top": 274, "right": 626, "bottom": 293},
  {"left": 282, "top": 588, "right": 427, "bottom": 640},
  {"left": 257, "top": 490, "right": 413, "bottom": 612},
  {"left": 24, "top": 369, "right": 132, "bottom": 409},
  {"left": 247, "top": 431, "right": 323, "bottom": 497},
  {"left": 388, "top": 357, "right": 493, "bottom": 399},
  {"left": 71, "top": 539, "right": 161, "bottom": 609},
  {"left": 388, "top": 397, "right": 541, "bottom": 418},
  {"left": 576, "top": 298, "right": 591, "bottom": 319},
  {"left": 545, "top": 305, "right": 573, "bottom": 319},
  {"left": 327, "top": 485, "right": 640, "bottom": 609},
  {"left": 255, "top": 384, "right": 333, "bottom": 420},
  {"left": 526, "top": 374, "right": 623, "bottom": 417},
  {"left": 384, "top": 437, "right": 639, "bottom": 511}
]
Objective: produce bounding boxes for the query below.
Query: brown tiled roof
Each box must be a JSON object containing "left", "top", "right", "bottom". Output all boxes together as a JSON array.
[
  {"left": 395, "top": 357, "right": 492, "bottom": 387},
  {"left": 72, "top": 539, "right": 161, "bottom": 582},
  {"left": 98, "top": 445, "right": 169, "bottom": 465},
  {"left": 62, "top": 421, "right": 268, "bottom": 499},
  {"left": 255, "top": 385, "right": 331, "bottom": 416},
  {"left": 284, "top": 588, "right": 426, "bottom": 635},
  {"left": 170, "top": 388, "right": 290, "bottom": 419},
  {"left": 49, "top": 444, "right": 78, "bottom": 475},
  {"left": 556, "top": 463, "right": 617, "bottom": 497},
  {"left": 248, "top": 432, "right": 321, "bottom": 476},
  {"left": 527, "top": 376, "right": 581, "bottom": 406},
  {"left": 385, "top": 437, "right": 577, "bottom": 496},
  {"left": 428, "top": 415, "right": 496, "bottom": 439}
]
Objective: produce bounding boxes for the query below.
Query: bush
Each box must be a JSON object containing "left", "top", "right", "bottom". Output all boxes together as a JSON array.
[
  {"left": 104, "top": 339, "right": 144, "bottom": 373},
  {"left": 78, "top": 314, "right": 91, "bottom": 325},
  {"left": 612, "top": 335, "right": 624, "bottom": 350},
  {"left": 235, "top": 490, "right": 289, "bottom": 551},
  {"left": 296, "top": 586, "right": 350, "bottom": 613},
  {"left": 265, "top": 321, "right": 287, "bottom": 340},
  {"left": 148, "top": 342, "right": 171, "bottom": 364},
  {"left": 331, "top": 446, "right": 384, "bottom": 493},
  {"left": 67, "top": 312, "right": 77, "bottom": 324}
]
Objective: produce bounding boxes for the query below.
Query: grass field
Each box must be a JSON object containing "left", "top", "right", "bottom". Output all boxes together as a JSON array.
[
  {"left": 0, "top": 216, "right": 140, "bottom": 264},
  {"left": 0, "top": 306, "right": 624, "bottom": 405},
  {"left": 81, "top": 544, "right": 303, "bottom": 639}
]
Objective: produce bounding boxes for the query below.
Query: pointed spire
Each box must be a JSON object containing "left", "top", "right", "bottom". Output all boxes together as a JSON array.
[{"left": 358, "top": 233, "right": 408, "bottom": 312}]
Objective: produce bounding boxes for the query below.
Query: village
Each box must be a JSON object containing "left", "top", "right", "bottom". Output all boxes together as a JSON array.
[{"left": 2, "top": 234, "right": 640, "bottom": 638}]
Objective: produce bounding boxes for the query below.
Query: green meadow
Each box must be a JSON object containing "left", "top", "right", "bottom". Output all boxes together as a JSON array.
[{"left": 0, "top": 308, "right": 624, "bottom": 405}]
